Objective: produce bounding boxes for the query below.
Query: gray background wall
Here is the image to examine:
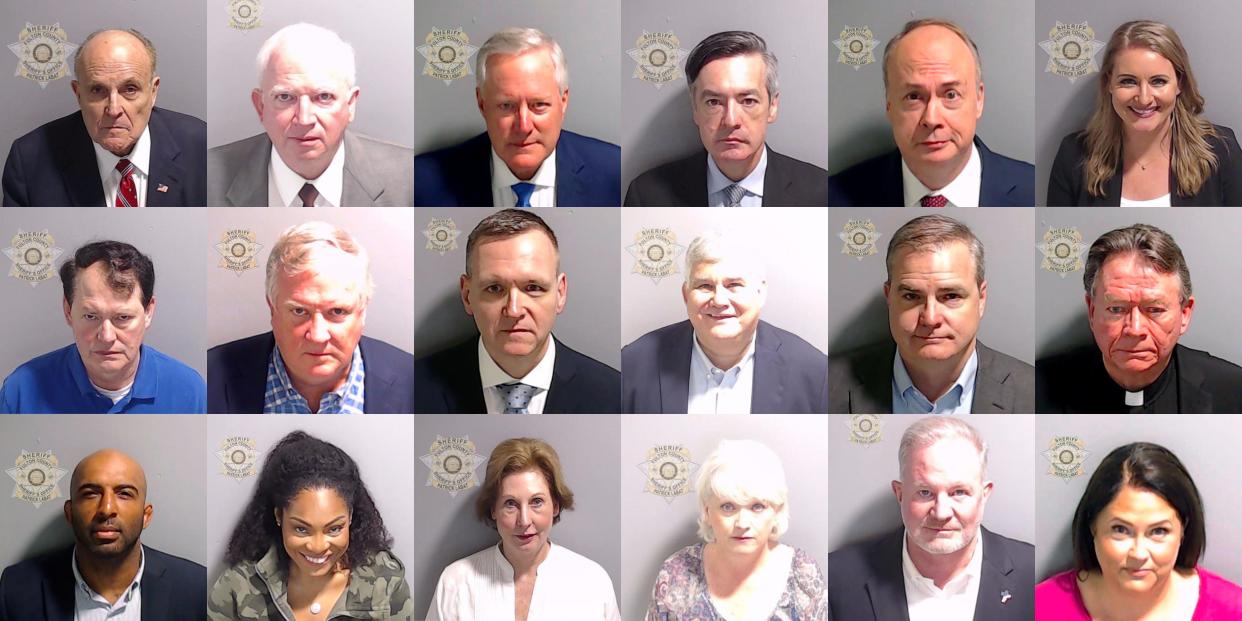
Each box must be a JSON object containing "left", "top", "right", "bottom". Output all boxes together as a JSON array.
[
  {"left": 414, "top": 207, "right": 621, "bottom": 369},
  {"left": 0, "top": 208, "right": 207, "bottom": 379},
  {"left": 828, "top": 208, "right": 1036, "bottom": 363},
  {"left": 619, "top": 415, "right": 829, "bottom": 620},
  {"left": 1034, "top": 0, "right": 1242, "bottom": 205},
  {"left": 413, "top": 414, "right": 623, "bottom": 620},
  {"left": 206, "top": 0, "right": 414, "bottom": 149},
  {"left": 413, "top": 0, "right": 619, "bottom": 154},
  {"left": 0, "top": 0, "right": 206, "bottom": 168},
  {"left": 204, "top": 415, "right": 414, "bottom": 584},
  {"left": 1035, "top": 415, "right": 1242, "bottom": 582},
  {"left": 827, "top": 0, "right": 1035, "bottom": 173},
  {"left": 621, "top": 207, "right": 829, "bottom": 354},
  {"left": 621, "top": 0, "right": 828, "bottom": 190},
  {"left": 1035, "top": 208, "right": 1242, "bottom": 362},
  {"left": 206, "top": 207, "right": 413, "bottom": 353},
  {"left": 0, "top": 416, "right": 207, "bottom": 567},
  {"left": 827, "top": 414, "right": 1036, "bottom": 552}
]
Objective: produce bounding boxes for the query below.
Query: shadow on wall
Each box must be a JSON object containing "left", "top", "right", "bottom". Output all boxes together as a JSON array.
[
  {"left": 15, "top": 513, "right": 74, "bottom": 564},
  {"left": 833, "top": 493, "right": 901, "bottom": 551},
  {"left": 829, "top": 119, "right": 894, "bottom": 174},
  {"left": 1038, "top": 310, "right": 1092, "bottom": 360},
  {"left": 414, "top": 289, "right": 477, "bottom": 357},
  {"left": 1037, "top": 80, "right": 1096, "bottom": 204},
  {"left": 622, "top": 93, "right": 703, "bottom": 188},
  {"left": 829, "top": 295, "right": 889, "bottom": 357},
  {"left": 634, "top": 520, "right": 702, "bottom": 613},
  {"left": 1041, "top": 518, "right": 1075, "bottom": 581}
]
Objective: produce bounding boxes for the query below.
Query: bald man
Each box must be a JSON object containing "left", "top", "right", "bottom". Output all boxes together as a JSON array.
[
  {"left": 2, "top": 28, "right": 207, "bottom": 207},
  {"left": 0, "top": 449, "right": 206, "bottom": 620}
]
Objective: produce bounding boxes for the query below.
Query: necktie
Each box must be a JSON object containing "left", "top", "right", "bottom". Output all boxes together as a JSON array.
[
  {"left": 920, "top": 194, "right": 948, "bottom": 208},
  {"left": 512, "top": 182, "right": 536, "bottom": 208},
  {"left": 298, "top": 183, "right": 319, "bottom": 207},
  {"left": 115, "top": 159, "right": 138, "bottom": 207},
  {"left": 723, "top": 183, "right": 746, "bottom": 207},
  {"left": 498, "top": 382, "right": 536, "bottom": 414}
]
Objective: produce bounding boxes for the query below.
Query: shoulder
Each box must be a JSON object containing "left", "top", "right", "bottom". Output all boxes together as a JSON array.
[
  {"left": 0, "top": 546, "right": 71, "bottom": 583},
  {"left": 553, "top": 338, "right": 619, "bottom": 381},
  {"left": 623, "top": 321, "right": 691, "bottom": 357},
  {"left": 1176, "top": 343, "right": 1242, "bottom": 379},
  {"left": 151, "top": 107, "right": 207, "bottom": 136},
  {"left": 977, "top": 342, "right": 1035, "bottom": 376},
  {"left": 558, "top": 130, "right": 621, "bottom": 158},
  {"left": 208, "top": 332, "right": 275, "bottom": 365},
  {"left": 1208, "top": 124, "right": 1241, "bottom": 154},
  {"left": 1036, "top": 344, "right": 1097, "bottom": 376},
  {"left": 347, "top": 131, "right": 413, "bottom": 157},
  {"left": 414, "top": 338, "right": 477, "bottom": 375},
  {"left": 788, "top": 545, "right": 826, "bottom": 589},
  {"left": 436, "top": 545, "right": 498, "bottom": 584},
  {"left": 144, "top": 545, "right": 207, "bottom": 581},
  {"left": 831, "top": 149, "right": 900, "bottom": 183},
  {"left": 415, "top": 132, "right": 489, "bottom": 167},
  {"left": 209, "top": 560, "right": 272, "bottom": 615},
  {"left": 759, "top": 321, "right": 827, "bottom": 364},
  {"left": 144, "top": 344, "right": 205, "bottom": 382},
  {"left": 976, "top": 136, "right": 1035, "bottom": 175},
  {"left": 353, "top": 549, "right": 408, "bottom": 584},
  {"left": 5, "top": 344, "right": 74, "bottom": 382},
  {"left": 1197, "top": 567, "right": 1242, "bottom": 614},
  {"left": 767, "top": 148, "right": 828, "bottom": 176},
  {"left": 359, "top": 335, "right": 414, "bottom": 369},
  {"left": 631, "top": 152, "right": 706, "bottom": 184},
  {"left": 1034, "top": 570, "right": 1085, "bottom": 612},
  {"left": 10, "top": 110, "right": 85, "bottom": 150},
  {"left": 656, "top": 544, "right": 703, "bottom": 578},
  {"left": 828, "top": 527, "right": 899, "bottom": 569},
  {"left": 828, "top": 341, "right": 892, "bottom": 382},
  {"left": 1053, "top": 131, "right": 1089, "bottom": 162},
  {"left": 549, "top": 543, "right": 613, "bottom": 582},
  {"left": 983, "top": 527, "right": 1034, "bottom": 558},
  {"left": 208, "top": 133, "right": 269, "bottom": 167}
]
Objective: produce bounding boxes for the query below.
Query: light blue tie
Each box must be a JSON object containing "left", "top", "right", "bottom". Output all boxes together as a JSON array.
[
  {"left": 512, "top": 182, "right": 536, "bottom": 208},
  {"left": 498, "top": 382, "right": 536, "bottom": 414},
  {"left": 723, "top": 183, "right": 747, "bottom": 207}
]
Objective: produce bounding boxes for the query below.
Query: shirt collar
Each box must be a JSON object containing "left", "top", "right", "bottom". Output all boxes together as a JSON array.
[
  {"left": 706, "top": 145, "right": 768, "bottom": 198},
  {"left": 893, "top": 346, "right": 978, "bottom": 412},
  {"left": 477, "top": 335, "right": 556, "bottom": 390},
  {"left": 68, "top": 343, "right": 157, "bottom": 401},
  {"left": 901, "top": 142, "right": 981, "bottom": 207},
  {"left": 490, "top": 146, "right": 557, "bottom": 190},
  {"left": 93, "top": 124, "right": 152, "bottom": 180},
  {"left": 690, "top": 332, "right": 757, "bottom": 380},
  {"left": 901, "top": 529, "right": 984, "bottom": 594},
  {"left": 269, "top": 139, "right": 346, "bottom": 207},
  {"left": 72, "top": 544, "right": 145, "bottom": 601},
  {"left": 268, "top": 344, "right": 364, "bottom": 414}
]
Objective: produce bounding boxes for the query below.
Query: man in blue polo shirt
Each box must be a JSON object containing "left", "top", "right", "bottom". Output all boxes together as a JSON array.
[{"left": 0, "top": 241, "right": 205, "bottom": 413}]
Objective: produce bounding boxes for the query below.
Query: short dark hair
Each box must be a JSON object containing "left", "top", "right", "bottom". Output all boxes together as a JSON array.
[
  {"left": 475, "top": 438, "right": 574, "bottom": 528},
  {"left": 685, "top": 30, "right": 779, "bottom": 99},
  {"left": 1083, "top": 224, "right": 1192, "bottom": 305},
  {"left": 1071, "top": 442, "right": 1206, "bottom": 577},
  {"left": 885, "top": 214, "right": 985, "bottom": 287},
  {"left": 59, "top": 240, "right": 155, "bottom": 308},
  {"left": 464, "top": 209, "right": 559, "bottom": 276}
]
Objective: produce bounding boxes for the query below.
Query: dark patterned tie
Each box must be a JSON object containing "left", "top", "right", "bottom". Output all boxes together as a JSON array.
[
  {"left": 298, "top": 183, "right": 319, "bottom": 207},
  {"left": 920, "top": 194, "right": 948, "bottom": 208},
  {"left": 115, "top": 159, "right": 138, "bottom": 207},
  {"left": 723, "top": 183, "right": 746, "bottom": 207}
]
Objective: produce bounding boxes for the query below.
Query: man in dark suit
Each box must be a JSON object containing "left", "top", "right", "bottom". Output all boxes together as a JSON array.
[
  {"left": 625, "top": 31, "right": 828, "bottom": 207},
  {"left": 2, "top": 29, "right": 206, "bottom": 207},
  {"left": 0, "top": 449, "right": 206, "bottom": 620},
  {"left": 828, "top": 417, "right": 1035, "bottom": 621},
  {"left": 415, "top": 27, "right": 620, "bottom": 207},
  {"left": 622, "top": 231, "right": 827, "bottom": 413},
  {"left": 829, "top": 215, "right": 1034, "bottom": 414},
  {"left": 829, "top": 19, "right": 1033, "bottom": 207},
  {"left": 207, "top": 221, "right": 414, "bottom": 413},
  {"left": 415, "top": 209, "right": 620, "bottom": 413}
]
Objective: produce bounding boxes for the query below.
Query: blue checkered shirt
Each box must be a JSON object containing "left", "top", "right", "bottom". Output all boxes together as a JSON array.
[{"left": 263, "top": 346, "right": 365, "bottom": 414}]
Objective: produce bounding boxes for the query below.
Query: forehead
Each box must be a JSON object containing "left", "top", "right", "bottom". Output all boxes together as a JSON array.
[
  {"left": 286, "top": 487, "right": 349, "bottom": 516},
  {"left": 889, "top": 26, "right": 975, "bottom": 81},
  {"left": 1113, "top": 47, "right": 1175, "bottom": 76},
  {"left": 690, "top": 256, "right": 760, "bottom": 280},
  {"left": 72, "top": 262, "right": 144, "bottom": 307},
  {"left": 499, "top": 469, "right": 551, "bottom": 496},
  {"left": 275, "top": 251, "right": 364, "bottom": 298},
  {"left": 1097, "top": 253, "right": 1181, "bottom": 297},
  {"left": 79, "top": 33, "right": 152, "bottom": 79},
  {"left": 472, "top": 231, "right": 558, "bottom": 271},
  {"left": 263, "top": 47, "right": 348, "bottom": 89},
  {"left": 892, "top": 242, "right": 976, "bottom": 279},
  {"left": 906, "top": 437, "right": 982, "bottom": 482},
  {"left": 483, "top": 49, "right": 558, "bottom": 91},
  {"left": 1099, "top": 485, "right": 1179, "bottom": 524},
  {"left": 695, "top": 54, "right": 766, "bottom": 92},
  {"left": 74, "top": 451, "right": 144, "bottom": 490}
]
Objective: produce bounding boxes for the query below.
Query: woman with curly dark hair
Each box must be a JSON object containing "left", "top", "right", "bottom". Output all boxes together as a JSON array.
[{"left": 208, "top": 431, "right": 412, "bottom": 620}]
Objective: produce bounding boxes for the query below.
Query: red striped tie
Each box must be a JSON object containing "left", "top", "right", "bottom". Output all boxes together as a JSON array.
[{"left": 115, "top": 159, "right": 138, "bottom": 207}]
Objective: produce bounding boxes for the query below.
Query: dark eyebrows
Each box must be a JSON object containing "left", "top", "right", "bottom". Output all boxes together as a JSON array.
[{"left": 288, "top": 514, "right": 348, "bottom": 526}]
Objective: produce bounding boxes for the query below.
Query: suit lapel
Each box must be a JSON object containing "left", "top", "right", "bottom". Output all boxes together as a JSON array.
[
  {"left": 850, "top": 344, "right": 894, "bottom": 414},
  {"left": 760, "top": 147, "right": 791, "bottom": 207},
  {"left": 866, "top": 530, "right": 912, "bottom": 621},
  {"left": 974, "top": 528, "right": 1018, "bottom": 621},
  {"left": 971, "top": 343, "right": 1016, "bottom": 413},
  {"left": 224, "top": 135, "right": 272, "bottom": 206},
  {"left": 750, "top": 322, "right": 784, "bottom": 413},
  {"left": 1174, "top": 346, "right": 1212, "bottom": 413},
  {"left": 140, "top": 547, "right": 169, "bottom": 621},
  {"left": 42, "top": 552, "right": 76, "bottom": 620},
  {"left": 341, "top": 131, "right": 381, "bottom": 206},
  {"left": 659, "top": 323, "right": 693, "bottom": 413},
  {"left": 977, "top": 139, "right": 1016, "bottom": 206},
  {"left": 58, "top": 115, "right": 107, "bottom": 206},
  {"left": 145, "top": 110, "right": 185, "bottom": 207},
  {"left": 553, "top": 138, "right": 585, "bottom": 206},
  {"left": 545, "top": 338, "right": 578, "bottom": 413},
  {"left": 359, "top": 338, "right": 395, "bottom": 414}
]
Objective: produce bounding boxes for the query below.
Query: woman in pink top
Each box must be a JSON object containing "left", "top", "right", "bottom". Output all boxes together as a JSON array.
[{"left": 1035, "top": 442, "right": 1242, "bottom": 620}]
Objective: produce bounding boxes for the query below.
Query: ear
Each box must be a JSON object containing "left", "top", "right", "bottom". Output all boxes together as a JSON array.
[
  {"left": 63, "top": 298, "right": 73, "bottom": 326},
  {"left": 767, "top": 92, "right": 780, "bottom": 123},
  {"left": 1084, "top": 292, "right": 1095, "bottom": 322},
  {"left": 266, "top": 295, "right": 276, "bottom": 320},
  {"left": 346, "top": 86, "right": 360, "bottom": 123},
  {"left": 681, "top": 282, "right": 690, "bottom": 306},
  {"left": 63, "top": 499, "right": 73, "bottom": 527},
  {"left": 891, "top": 479, "right": 903, "bottom": 503},
  {"left": 251, "top": 88, "right": 264, "bottom": 121},
  {"left": 980, "top": 479, "right": 994, "bottom": 505},
  {"left": 882, "top": 281, "right": 892, "bottom": 308},
  {"left": 476, "top": 87, "right": 485, "bottom": 117},
  {"left": 554, "top": 272, "right": 567, "bottom": 315},
  {"left": 150, "top": 75, "right": 160, "bottom": 103},
  {"left": 141, "top": 503, "right": 153, "bottom": 530},
  {"left": 460, "top": 274, "right": 474, "bottom": 316},
  {"left": 71, "top": 80, "right": 80, "bottom": 100},
  {"left": 977, "top": 280, "right": 988, "bottom": 318},
  {"left": 143, "top": 295, "right": 156, "bottom": 328},
  {"left": 975, "top": 80, "right": 985, "bottom": 119},
  {"left": 1179, "top": 296, "right": 1195, "bottom": 335},
  {"left": 560, "top": 87, "right": 569, "bottom": 113},
  {"left": 273, "top": 507, "right": 283, "bottom": 527}
]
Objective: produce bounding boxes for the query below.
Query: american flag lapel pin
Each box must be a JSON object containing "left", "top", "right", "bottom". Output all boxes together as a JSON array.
[
  {"left": 1001, "top": 589, "right": 1012, "bottom": 604},
  {"left": 156, "top": 183, "right": 169, "bottom": 193}
]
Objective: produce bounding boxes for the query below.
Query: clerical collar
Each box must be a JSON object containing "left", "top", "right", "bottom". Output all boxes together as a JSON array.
[{"left": 1120, "top": 354, "right": 1176, "bottom": 408}]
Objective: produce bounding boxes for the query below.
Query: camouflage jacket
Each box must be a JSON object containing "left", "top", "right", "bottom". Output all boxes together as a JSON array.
[{"left": 208, "top": 545, "right": 413, "bottom": 620}]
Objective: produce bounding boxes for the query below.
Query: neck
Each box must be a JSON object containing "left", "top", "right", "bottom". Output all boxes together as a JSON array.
[
  {"left": 75, "top": 545, "right": 141, "bottom": 604},
  {"left": 89, "top": 351, "right": 141, "bottom": 392},
  {"left": 909, "top": 143, "right": 972, "bottom": 192},
  {"left": 907, "top": 532, "right": 975, "bottom": 589},
  {"left": 705, "top": 540, "right": 771, "bottom": 585},
  {"left": 712, "top": 147, "right": 763, "bottom": 183},
  {"left": 1091, "top": 569, "right": 1186, "bottom": 620},
  {"left": 500, "top": 539, "right": 550, "bottom": 578},
  {"left": 1122, "top": 125, "right": 1172, "bottom": 165},
  {"left": 698, "top": 334, "right": 750, "bottom": 371},
  {"left": 492, "top": 338, "right": 550, "bottom": 380},
  {"left": 902, "top": 340, "right": 975, "bottom": 402},
  {"left": 287, "top": 559, "right": 341, "bottom": 600},
  {"left": 288, "top": 149, "right": 336, "bottom": 182},
  {"left": 1104, "top": 352, "right": 1170, "bottom": 393}
]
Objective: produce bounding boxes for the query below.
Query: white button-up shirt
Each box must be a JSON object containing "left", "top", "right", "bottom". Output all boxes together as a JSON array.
[
  {"left": 706, "top": 146, "right": 767, "bottom": 207},
  {"left": 902, "top": 531, "right": 983, "bottom": 621},
  {"left": 72, "top": 545, "right": 144, "bottom": 621},
  {"left": 491, "top": 147, "right": 557, "bottom": 207},
  {"left": 267, "top": 142, "right": 345, "bottom": 207},
  {"left": 92, "top": 126, "right": 151, "bottom": 207},
  {"left": 902, "top": 142, "right": 981, "bottom": 208},
  {"left": 478, "top": 336, "right": 556, "bottom": 414}
]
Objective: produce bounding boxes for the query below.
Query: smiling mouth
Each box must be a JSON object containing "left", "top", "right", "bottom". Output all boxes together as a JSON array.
[
  {"left": 1129, "top": 106, "right": 1159, "bottom": 118},
  {"left": 302, "top": 552, "right": 332, "bottom": 565}
]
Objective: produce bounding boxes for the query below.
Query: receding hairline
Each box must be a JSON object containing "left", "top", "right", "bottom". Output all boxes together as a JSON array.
[
  {"left": 466, "top": 228, "right": 561, "bottom": 274},
  {"left": 75, "top": 29, "right": 157, "bottom": 80},
  {"left": 883, "top": 22, "right": 982, "bottom": 92}
]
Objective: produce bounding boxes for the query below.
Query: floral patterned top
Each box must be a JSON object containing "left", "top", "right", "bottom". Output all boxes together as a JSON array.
[{"left": 645, "top": 543, "right": 827, "bottom": 621}]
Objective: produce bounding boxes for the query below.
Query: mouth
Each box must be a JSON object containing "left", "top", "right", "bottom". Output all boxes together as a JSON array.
[
  {"left": 1127, "top": 568, "right": 1153, "bottom": 578},
  {"left": 923, "top": 526, "right": 959, "bottom": 537},
  {"left": 920, "top": 139, "right": 951, "bottom": 150},
  {"left": 916, "top": 335, "right": 952, "bottom": 343},
  {"left": 93, "top": 350, "right": 123, "bottom": 357},
  {"left": 301, "top": 551, "right": 332, "bottom": 566},
  {"left": 730, "top": 535, "right": 754, "bottom": 542},
  {"left": 91, "top": 527, "right": 121, "bottom": 541},
  {"left": 515, "top": 533, "right": 538, "bottom": 544},
  {"left": 510, "top": 141, "right": 540, "bottom": 150},
  {"left": 1129, "top": 106, "right": 1159, "bottom": 119}
]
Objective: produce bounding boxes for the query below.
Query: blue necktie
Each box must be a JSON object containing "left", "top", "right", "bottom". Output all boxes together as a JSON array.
[
  {"left": 512, "top": 182, "right": 536, "bottom": 208},
  {"left": 498, "top": 382, "right": 536, "bottom": 414}
]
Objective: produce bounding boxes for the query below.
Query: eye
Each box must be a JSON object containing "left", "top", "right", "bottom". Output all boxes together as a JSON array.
[
  {"left": 499, "top": 102, "right": 515, "bottom": 111},
  {"left": 916, "top": 489, "right": 933, "bottom": 499},
  {"left": 1118, "top": 77, "right": 1137, "bottom": 86},
  {"left": 524, "top": 284, "right": 546, "bottom": 293},
  {"left": 903, "top": 92, "right": 922, "bottom": 102},
  {"left": 1151, "top": 526, "right": 1170, "bottom": 536},
  {"left": 1145, "top": 307, "right": 1166, "bottom": 315},
  {"left": 329, "top": 307, "right": 349, "bottom": 318},
  {"left": 316, "top": 92, "right": 335, "bottom": 104},
  {"left": 1110, "top": 524, "right": 1130, "bottom": 535},
  {"left": 1152, "top": 78, "right": 1168, "bottom": 87},
  {"left": 504, "top": 499, "right": 518, "bottom": 508},
  {"left": 1106, "top": 306, "right": 1126, "bottom": 315},
  {"left": 294, "top": 526, "right": 309, "bottom": 535},
  {"left": 290, "top": 307, "right": 307, "bottom": 317},
  {"left": 83, "top": 313, "right": 99, "bottom": 321},
  {"left": 945, "top": 90, "right": 961, "bottom": 100},
  {"left": 531, "top": 497, "right": 545, "bottom": 507},
  {"left": 750, "top": 502, "right": 766, "bottom": 512},
  {"left": 484, "top": 284, "right": 504, "bottom": 295},
  {"left": 720, "top": 501, "right": 736, "bottom": 512},
  {"left": 901, "top": 292, "right": 920, "bottom": 302},
  {"left": 951, "top": 489, "right": 969, "bottom": 497},
  {"left": 531, "top": 102, "right": 550, "bottom": 112},
  {"left": 705, "top": 98, "right": 721, "bottom": 107},
  {"left": 328, "top": 525, "right": 344, "bottom": 535},
  {"left": 274, "top": 93, "right": 294, "bottom": 103},
  {"left": 743, "top": 97, "right": 759, "bottom": 106}
]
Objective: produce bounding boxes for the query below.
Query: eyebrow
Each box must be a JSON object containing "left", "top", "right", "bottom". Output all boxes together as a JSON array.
[
  {"left": 77, "top": 483, "right": 139, "bottom": 493},
  {"left": 288, "top": 515, "right": 348, "bottom": 526},
  {"left": 1115, "top": 72, "right": 1171, "bottom": 80},
  {"left": 699, "top": 88, "right": 760, "bottom": 98}
]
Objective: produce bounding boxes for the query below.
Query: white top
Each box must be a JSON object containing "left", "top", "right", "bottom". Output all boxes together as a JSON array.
[
  {"left": 89, "top": 379, "right": 134, "bottom": 405},
  {"left": 427, "top": 542, "right": 620, "bottom": 621},
  {"left": 491, "top": 147, "right": 557, "bottom": 207},
  {"left": 478, "top": 336, "right": 556, "bottom": 415},
  {"left": 72, "top": 545, "right": 144, "bottom": 621},
  {"left": 92, "top": 126, "right": 151, "bottom": 207},
  {"left": 706, "top": 145, "right": 767, "bottom": 207},
  {"left": 1120, "top": 193, "right": 1171, "bottom": 207},
  {"left": 902, "top": 530, "right": 983, "bottom": 621},
  {"left": 902, "top": 143, "right": 981, "bottom": 208},
  {"left": 687, "top": 334, "right": 756, "bottom": 414},
  {"left": 266, "top": 142, "right": 345, "bottom": 207}
]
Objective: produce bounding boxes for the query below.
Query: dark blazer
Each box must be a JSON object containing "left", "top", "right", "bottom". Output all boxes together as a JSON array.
[
  {"left": 0, "top": 545, "right": 206, "bottom": 621},
  {"left": 621, "top": 320, "right": 828, "bottom": 413},
  {"left": 2, "top": 108, "right": 207, "bottom": 207},
  {"left": 206, "top": 332, "right": 414, "bottom": 413},
  {"left": 1036, "top": 343, "right": 1242, "bottom": 413},
  {"left": 829, "top": 136, "right": 1034, "bottom": 207},
  {"left": 414, "top": 130, "right": 620, "bottom": 206},
  {"left": 1046, "top": 125, "right": 1242, "bottom": 206},
  {"left": 828, "top": 341, "right": 1035, "bottom": 414},
  {"left": 623, "top": 147, "right": 828, "bottom": 206},
  {"left": 413, "top": 336, "right": 620, "bottom": 413},
  {"left": 828, "top": 526, "right": 1035, "bottom": 621}
]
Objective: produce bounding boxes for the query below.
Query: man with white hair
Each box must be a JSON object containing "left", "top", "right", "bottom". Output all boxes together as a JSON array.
[
  {"left": 828, "top": 417, "right": 1035, "bottom": 621},
  {"left": 207, "top": 22, "right": 413, "bottom": 206},
  {"left": 621, "top": 231, "right": 827, "bottom": 413},
  {"left": 415, "top": 26, "right": 621, "bottom": 206},
  {"left": 206, "top": 221, "right": 413, "bottom": 413}
]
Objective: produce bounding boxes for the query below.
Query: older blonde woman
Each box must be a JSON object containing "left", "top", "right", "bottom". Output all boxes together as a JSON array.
[{"left": 646, "top": 440, "right": 826, "bottom": 620}]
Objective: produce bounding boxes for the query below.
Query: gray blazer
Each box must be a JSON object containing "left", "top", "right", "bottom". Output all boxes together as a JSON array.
[
  {"left": 207, "top": 131, "right": 413, "bottom": 206},
  {"left": 828, "top": 341, "right": 1034, "bottom": 414}
]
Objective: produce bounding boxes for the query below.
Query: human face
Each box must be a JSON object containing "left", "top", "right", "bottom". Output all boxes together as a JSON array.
[
  {"left": 1086, "top": 253, "right": 1192, "bottom": 391},
  {"left": 1109, "top": 48, "right": 1180, "bottom": 137},
  {"left": 704, "top": 495, "right": 779, "bottom": 554},
  {"left": 477, "top": 48, "right": 567, "bottom": 181},
  {"left": 885, "top": 243, "right": 986, "bottom": 367},
  {"left": 682, "top": 258, "right": 766, "bottom": 352},
  {"left": 691, "top": 54, "right": 778, "bottom": 181},
  {"left": 71, "top": 31, "right": 159, "bottom": 157},
  {"left": 63, "top": 450, "right": 151, "bottom": 560},
  {"left": 462, "top": 231, "right": 566, "bottom": 376},
  {"left": 492, "top": 470, "right": 557, "bottom": 562},
  {"left": 892, "top": 436, "right": 992, "bottom": 555},
  {"left": 1092, "top": 486, "right": 1183, "bottom": 593},
  {"left": 62, "top": 261, "right": 154, "bottom": 391},
  {"left": 252, "top": 47, "right": 359, "bottom": 180},
  {"left": 268, "top": 252, "right": 368, "bottom": 394},
  {"left": 885, "top": 26, "right": 984, "bottom": 185},
  {"left": 276, "top": 488, "right": 351, "bottom": 578}
]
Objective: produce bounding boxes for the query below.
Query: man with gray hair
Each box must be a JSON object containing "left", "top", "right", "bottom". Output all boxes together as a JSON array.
[
  {"left": 1037, "top": 223, "right": 1242, "bottom": 413},
  {"left": 622, "top": 230, "right": 827, "bottom": 413},
  {"left": 625, "top": 30, "right": 828, "bottom": 206},
  {"left": 207, "top": 221, "right": 413, "bottom": 413},
  {"left": 828, "top": 416, "right": 1035, "bottom": 621},
  {"left": 415, "top": 27, "right": 621, "bottom": 206},
  {"left": 207, "top": 22, "right": 413, "bottom": 207}
]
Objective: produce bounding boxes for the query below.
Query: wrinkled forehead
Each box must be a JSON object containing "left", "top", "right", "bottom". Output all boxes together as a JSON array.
[
  {"left": 892, "top": 242, "right": 977, "bottom": 280},
  {"left": 72, "top": 262, "right": 146, "bottom": 308},
  {"left": 78, "top": 32, "right": 154, "bottom": 80},
  {"left": 1096, "top": 253, "right": 1182, "bottom": 300},
  {"left": 275, "top": 247, "right": 367, "bottom": 297}
]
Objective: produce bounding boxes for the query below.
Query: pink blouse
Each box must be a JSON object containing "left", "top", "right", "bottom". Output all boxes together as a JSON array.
[{"left": 1035, "top": 567, "right": 1242, "bottom": 620}]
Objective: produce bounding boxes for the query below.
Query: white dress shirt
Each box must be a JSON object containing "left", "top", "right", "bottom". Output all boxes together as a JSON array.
[
  {"left": 266, "top": 143, "right": 345, "bottom": 207},
  {"left": 891, "top": 348, "right": 978, "bottom": 415},
  {"left": 706, "top": 146, "right": 767, "bottom": 207},
  {"left": 478, "top": 336, "right": 556, "bottom": 414},
  {"left": 902, "top": 531, "right": 983, "bottom": 621},
  {"left": 92, "top": 126, "right": 151, "bottom": 207},
  {"left": 902, "top": 143, "right": 981, "bottom": 208},
  {"left": 687, "top": 335, "right": 756, "bottom": 414},
  {"left": 72, "top": 545, "right": 144, "bottom": 621},
  {"left": 491, "top": 147, "right": 557, "bottom": 207},
  {"left": 1120, "top": 193, "right": 1171, "bottom": 207},
  {"left": 427, "top": 542, "right": 620, "bottom": 621}
]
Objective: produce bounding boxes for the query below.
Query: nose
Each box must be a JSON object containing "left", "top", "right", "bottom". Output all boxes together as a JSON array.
[
  {"left": 920, "top": 96, "right": 943, "bottom": 128},
  {"left": 295, "top": 95, "right": 315, "bottom": 126},
  {"left": 1126, "top": 537, "right": 1151, "bottom": 563},
  {"left": 919, "top": 298, "right": 940, "bottom": 326},
  {"left": 503, "top": 287, "right": 523, "bottom": 317},
  {"left": 722, "top": 100, "right": 741, "bottom": 127},
  {"left": 105, "top": 90, "right": 122, "bottom": 118},
  {"left": 931, "top": 492, "right": 954, "bottom": 521},
  {"left": 309, "top": 532, "right": 329, "bottom": 553},
  {"left": 517, "top": 102, "right": 534, "bottom": 134},
  {"left": 1122, "top": 307, "right": 1144, "bottom": 336},
  {"left": 710, "top": 284, "right": 730, "bottom": 306},
  {"left": 95, "top": 490, "right": 117, "bottom": 518},
  {"left": 516, "top": 504, "right": 531, "bottom": 527},
  {"left": 1137, "top": 83, "right": 1154, "bottom": 106},
  {"left": 305, "top": 313, "right": 330, "bottom": 343},
  {"left": 97, "top": 319, "right": 116, "bottom": 343}
]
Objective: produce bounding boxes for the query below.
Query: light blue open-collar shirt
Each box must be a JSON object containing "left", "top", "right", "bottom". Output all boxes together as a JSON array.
[
  {"left": 892, "top": 348, "right": 978, "bottom": 414},
  {"left": 705, "top": 146, "right": 767, "bottom": 207}
]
